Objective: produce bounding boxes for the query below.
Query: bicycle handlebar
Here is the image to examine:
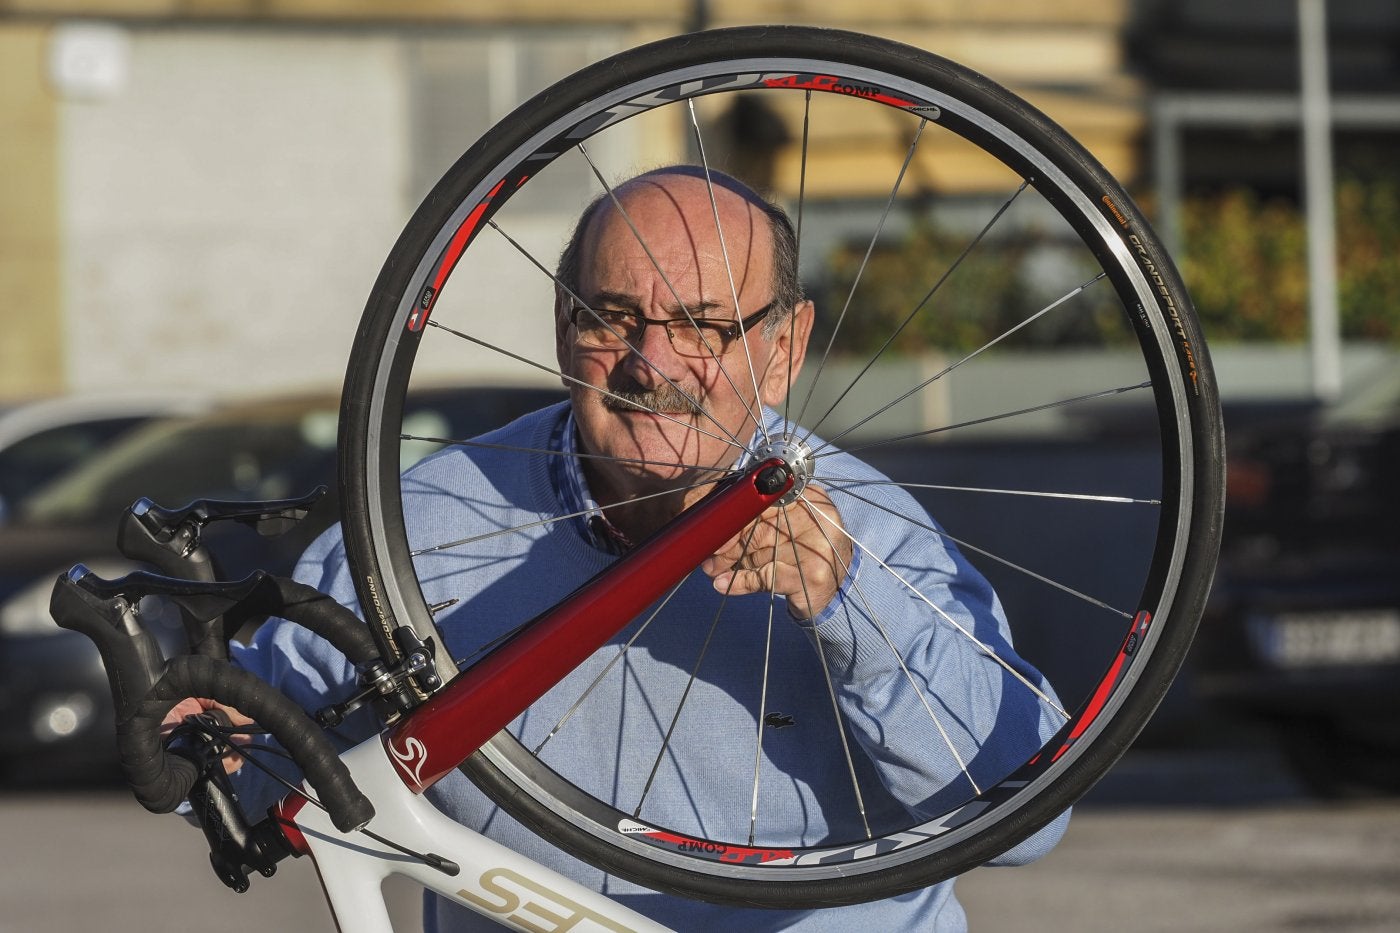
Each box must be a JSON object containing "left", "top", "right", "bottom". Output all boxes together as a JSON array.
[
  {"left": 50, "top": 566, "right": 375, "bottom": 834},
  {"left": 114, "top": 487, "right": 328, "bottom": 660}
]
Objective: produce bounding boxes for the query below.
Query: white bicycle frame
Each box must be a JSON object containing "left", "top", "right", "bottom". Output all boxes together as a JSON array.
[
  {"left": 284, "top": 738, "right": 671, "bottom": 933},
  {"left": 260, "top": 459, "right": 797, "bottom": 930}
]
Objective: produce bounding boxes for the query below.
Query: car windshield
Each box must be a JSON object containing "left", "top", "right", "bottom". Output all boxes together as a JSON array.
[
  {"left": 18, "top": 402, "right": 339, "bottom": 526},
  {"left": 0, "top": 416, "right": 153, "bottom": 516},
  {"left": 14, "top": 386, "right": 567, "bottom": 527}
]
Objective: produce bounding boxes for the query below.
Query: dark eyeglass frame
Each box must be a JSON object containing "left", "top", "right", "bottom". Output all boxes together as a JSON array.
[{"left": 568, "top": 301, "right": 776, "bottom": 358}]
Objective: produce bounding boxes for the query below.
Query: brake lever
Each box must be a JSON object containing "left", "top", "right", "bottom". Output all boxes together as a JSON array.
[
  {"left": 51, "top": 566, "right": 378, "bottom": 834},
  {"left": 50, "top": 565, "right": 274, "bottom": 720},
  {"left": 62, "top": 564, "right": 382, "bottom": 670},
  {"left": 129, "top": 487, "right": 327, "bottom": 543},
  {"left": 116, "top": 487, "right": 327, "bottom": 658},
  {"left": 49, "top": 566, "right": 167, "bottom": 720}
]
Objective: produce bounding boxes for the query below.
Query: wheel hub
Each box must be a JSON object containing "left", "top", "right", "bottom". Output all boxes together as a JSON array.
[{"left": 749, "top": 433, "right": 815, "bottom": 507}]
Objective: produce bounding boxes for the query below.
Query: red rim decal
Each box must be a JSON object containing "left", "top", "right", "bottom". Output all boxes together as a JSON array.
[
  {"left": 1052, "top": 611, "right": 1153, "bottom": 762},
  {"left": 763, "top": 73, "right": 917, "bottom": 109},
  {"left": 618, "top": 820, "right": 795, "bottom": 865},
  {"left": 408, "top": 178, "right": 507, "bottom": 332}
]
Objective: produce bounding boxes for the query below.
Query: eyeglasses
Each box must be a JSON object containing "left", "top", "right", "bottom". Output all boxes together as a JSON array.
[{"left": 569, "top": 302, "right": 775, "bottom": 359}]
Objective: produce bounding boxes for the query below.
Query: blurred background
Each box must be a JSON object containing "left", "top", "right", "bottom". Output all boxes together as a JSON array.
[{"left": 1, "top": 0, "right": 1398, "bottom": 930}]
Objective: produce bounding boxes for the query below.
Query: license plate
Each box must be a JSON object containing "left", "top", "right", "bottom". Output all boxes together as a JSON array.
[{"left": 1248, "top": 609, "right": 1400, "bottom": 668}]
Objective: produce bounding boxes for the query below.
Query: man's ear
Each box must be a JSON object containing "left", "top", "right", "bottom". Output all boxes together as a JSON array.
[
  {"left": 760, "top": 300, "right": 814, "bottom": 407},
  {"left": 555, "top": 288, "right": 575, "bottom": 385}
]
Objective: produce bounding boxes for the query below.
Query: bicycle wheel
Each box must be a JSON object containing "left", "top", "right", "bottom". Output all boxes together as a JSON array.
[{"left": 339, "top": 25, "right": 1224, "bottom": 907}]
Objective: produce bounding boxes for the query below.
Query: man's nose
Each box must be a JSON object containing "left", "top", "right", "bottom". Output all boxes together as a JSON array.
[{"left": 624, "top": 319, "right": 680, "bottom": 383}]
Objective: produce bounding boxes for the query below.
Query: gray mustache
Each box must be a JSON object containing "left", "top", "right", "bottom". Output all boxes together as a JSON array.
[{"left": 602, "top": 382, "right": 703, "bottom": 415}]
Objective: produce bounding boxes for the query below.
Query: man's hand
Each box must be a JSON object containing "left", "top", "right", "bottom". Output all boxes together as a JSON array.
[
  {"left": 161, "top": 697, "right": 255, "bottom": 774},
  {"left": 701, "top": 485, "right": 854, "bottom": 619}
]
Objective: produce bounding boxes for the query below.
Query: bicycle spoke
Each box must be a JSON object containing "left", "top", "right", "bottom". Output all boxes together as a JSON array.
[
  {"left": 632, "top": 527, "right": 759, "bottom": 821},
  {"left": 783, "top": 90, "right": 813, "bottom": 434},
  {"left": 779, "top": 505, "right": 873, "bottom": 840},
  {"left": 797, "top": 496, "right": 981, "bottom": 795},
  {"left": 800, "top": 181, "right": 1029, "bottom": 443},
  {"left": 823, "top": 380, "right": 1153, "bottom": 459},
  {"left": 409, "top": 476, "right": 720, "bottom": 558},
  {"left": 576, "top": 143, "right": 767, "bottom": 442},
  {"left": 425, "top": 319, "right": 745, "bottom": 453},
  {"left": 792, "top": 117, "right": 928, "bottom": 430},
  {"left": 804, "top": 494, "right": 1071, "bottom": 721},
  {"left": 748, "top": 534, "right": 781, "bottom": 846},
  {"left": 794, "top": 91, "right": 811, "bottom": 258},
  {"left": 687, "top": 100, "right": 772, "bottom": 448},
  {"left": 533, "top": 573, "right": 694, "bottom": 756},
  {"left": 815, "top": 475, "right": 1162, "bottom": 507},
  {"left": 810, "top": 271, "right": 1111, "bottom": 455},
  {"left": 827, "top": 482, "right": 1131, "bottom": 625},
  {"left": 403, "top": 434, "right": 735, "bottom": 476}
]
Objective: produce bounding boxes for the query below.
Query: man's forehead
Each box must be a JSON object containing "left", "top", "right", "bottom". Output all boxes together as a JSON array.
[
  {"left": 595, "top": 175, "right": 761, "bottom": 235},
  {"left": 615, "top": 166, "right": 772, "bottom": 211},
  {"left": 580, "top": 175, "right": 772, "bottom": 283}
]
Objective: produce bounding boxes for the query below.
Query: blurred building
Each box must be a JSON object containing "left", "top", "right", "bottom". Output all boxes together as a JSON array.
[
  {"left": 1128, "top": 0, "right": 1400, "bottom": 402},
  {"left": 0, "top": 0, "right": 1141, "bottom": 400},
  {"left": 1130, "top": 0, "right": 1400, "bottom": 202}
]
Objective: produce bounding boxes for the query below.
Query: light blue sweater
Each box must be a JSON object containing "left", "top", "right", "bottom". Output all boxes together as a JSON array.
[{"left": 231, "top": 402, "right": 1067, "bottom": 931}]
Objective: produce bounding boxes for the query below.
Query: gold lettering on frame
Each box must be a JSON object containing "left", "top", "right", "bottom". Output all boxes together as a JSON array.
[{"left": 457, "top": 867, "right": 642, "bottom": 932}]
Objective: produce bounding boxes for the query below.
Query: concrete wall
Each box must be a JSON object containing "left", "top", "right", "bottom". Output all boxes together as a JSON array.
[
  {"left": 0, "top": 24, "right": 65, "bottom": 398},
  {"left": 57, "top": 26, "right": 409, "bottom": 394},
  {"left": 0, "top": 3, "right": 1149, "bottom": 404},
  {"left": 2, "top": 20, "right": 655, "bottom": 400}
]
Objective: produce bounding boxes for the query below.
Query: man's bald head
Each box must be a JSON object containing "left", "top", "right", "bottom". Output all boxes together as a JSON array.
[{"left": 556, "top": 166, "right": 802, "bottom": 337}]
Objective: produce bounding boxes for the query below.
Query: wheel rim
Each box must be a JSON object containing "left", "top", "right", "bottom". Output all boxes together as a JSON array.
[{"left": 341, "top": 28, "right": 1218, "bottom": 901}]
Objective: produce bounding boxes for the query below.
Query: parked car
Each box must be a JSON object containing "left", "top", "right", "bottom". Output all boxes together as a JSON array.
[
  {"left": 1196, "top": 372, "right": 1400, "bottom": 795},
  {"left": 0, "top": 392, "right": 211, "bottom": 525},
  {"left": 0, "top": 384, "right": 564, "bottom": 781}
]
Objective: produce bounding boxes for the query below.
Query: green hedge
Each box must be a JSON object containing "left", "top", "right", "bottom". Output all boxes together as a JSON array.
[
  {"left": 816, "top": 178, "right": 1400, "bottom": 353},
  {"left": 817, "top": 220, "right": 1126, "bottom": 355},
  {"left": 1182, "top": 178, "right": 1400, "bottom": 343}
]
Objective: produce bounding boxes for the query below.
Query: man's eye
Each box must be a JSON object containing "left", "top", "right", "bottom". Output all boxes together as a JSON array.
[{"left": 592, "top": 309, "right": 633, "bottom": 325}]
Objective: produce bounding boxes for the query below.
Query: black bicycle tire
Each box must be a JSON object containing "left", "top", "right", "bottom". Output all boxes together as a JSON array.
[{"left": 338, "top": 25, "right": 1225, "bottom": 908}]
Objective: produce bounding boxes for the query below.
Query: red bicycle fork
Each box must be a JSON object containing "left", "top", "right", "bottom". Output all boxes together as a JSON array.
[{"left": 379, "top": 458, "right": 794, "bottom": 792}]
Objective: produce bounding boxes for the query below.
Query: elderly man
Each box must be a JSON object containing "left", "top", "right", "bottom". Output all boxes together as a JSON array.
[
  {"left": 551, "top": 164, "right": 849, "bottom": 616},
  {"left": 203, "top": 165, "right": 1065, "bottom": 931}
]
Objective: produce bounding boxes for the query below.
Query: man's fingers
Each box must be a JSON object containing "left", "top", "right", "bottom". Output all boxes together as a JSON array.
[
  {"left": 700, "top": 490, "right": 851, "bottom": 618},
  {"left": 710, "top": 564, "right": 776, "bottom": 598},
  {"left": 159, "top": 698, "right": 254, "bottom": 775}
]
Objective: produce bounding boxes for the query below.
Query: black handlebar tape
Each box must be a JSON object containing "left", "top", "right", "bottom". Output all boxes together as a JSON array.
[
  {"left": 50, "top": 571, "right": 166, "bottom": 718},
  {"left": 161, "top": 574, "right": 380, "bottom": 668},
  {"left": 122, "top": 654, "right": 374, "bottom": 834},
  {"left": 67, "top": 567, "right": 381, "bottom": 669},
  {"left": 53, "top": 568, "right": 377, "bottom": 833},
  {"left": 238, "top": 576, "right": 381, "bottom": 667}
]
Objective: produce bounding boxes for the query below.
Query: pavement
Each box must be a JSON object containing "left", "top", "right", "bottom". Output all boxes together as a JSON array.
[{"left": 2, "top": 742, "right": 1398, "bottom": 932}]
